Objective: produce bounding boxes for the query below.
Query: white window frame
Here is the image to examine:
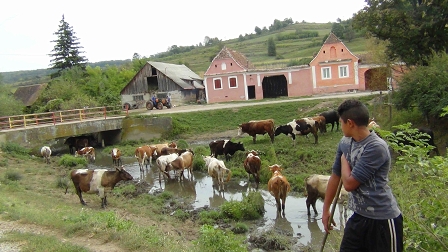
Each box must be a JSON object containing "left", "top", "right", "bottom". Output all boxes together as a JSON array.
[
  {"left": 213, "top": 78, "right": 223, "bottom": 90},
  {"left": 339, "top": 65, "right": 349, "bottom": 78},
  {"left": 321, "top": 67, "right": 331, "bottom": 79},
  {"left": 221, "top": 62, "right": 226, "bottom": 70},
  {"left": 228, "top": 76, "right": 238, "bottom": 89}
]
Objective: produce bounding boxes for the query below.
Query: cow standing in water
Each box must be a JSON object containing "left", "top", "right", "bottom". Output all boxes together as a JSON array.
[
  {"left": 110, "top": 148, "right": 122, "bottom": 167},
  {"left": 268, "top": 164, "right": 291, "bottom": 215}
]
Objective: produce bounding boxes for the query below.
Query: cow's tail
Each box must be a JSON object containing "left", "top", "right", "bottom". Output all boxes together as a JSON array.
[{"left": 225, "top": 168, "right": 232, "bottom": 182}]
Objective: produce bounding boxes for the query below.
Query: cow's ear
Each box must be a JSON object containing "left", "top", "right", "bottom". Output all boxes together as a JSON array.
[{"left": 238, "top": 124, "right": 242, "bottom": 127}]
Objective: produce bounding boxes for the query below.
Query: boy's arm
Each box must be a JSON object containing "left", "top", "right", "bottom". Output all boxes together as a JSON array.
[
  {"left": 341, "top": 154, "right": 361, "bottom": 191},
  {"left": 322, "top": 173, "right": 339, "bottom": 233}
]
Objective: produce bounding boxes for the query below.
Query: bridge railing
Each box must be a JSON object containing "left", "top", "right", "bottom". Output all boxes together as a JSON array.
[{"left": 0, "top": 106, "right": 126, "bottom": 131}]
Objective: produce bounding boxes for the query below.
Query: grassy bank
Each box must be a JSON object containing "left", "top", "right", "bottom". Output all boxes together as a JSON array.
[{"left": 1, "top": 94, "right": 447, "bottom": 251}]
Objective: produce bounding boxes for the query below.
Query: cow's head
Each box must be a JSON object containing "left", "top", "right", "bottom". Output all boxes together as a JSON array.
[
  {"left": 269, "top": 164, "right": 282, "bottom": 174},
  {"left": 274, "top": 125, "right": 291, "bottom": 136},
  {"left": 237, "top": 125, "right": 243, "bottom": 136},
  {"left": 236, "top": 142, "right": 245, "bottom": 152},
  {"left": 117, "top": 166, "right": 133, "bottom": 181}
]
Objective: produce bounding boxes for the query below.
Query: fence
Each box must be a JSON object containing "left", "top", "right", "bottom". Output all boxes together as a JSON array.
[{"left": 0, "top": 106, "right": 127, "bottom": 131}]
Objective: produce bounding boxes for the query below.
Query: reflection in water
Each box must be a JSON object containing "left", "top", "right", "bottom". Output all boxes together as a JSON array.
[{"left": 89, "top": 149, "right": 345, "bottom": 249}]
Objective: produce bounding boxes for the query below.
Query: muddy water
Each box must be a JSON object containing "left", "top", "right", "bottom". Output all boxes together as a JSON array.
[{"left": 90, "top": 150, "right": 350, "bottom": 250}]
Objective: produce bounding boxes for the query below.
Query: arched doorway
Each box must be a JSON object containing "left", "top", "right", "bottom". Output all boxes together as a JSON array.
[{"left": 262, "top": 75, "right": 288, "bottom": 98}]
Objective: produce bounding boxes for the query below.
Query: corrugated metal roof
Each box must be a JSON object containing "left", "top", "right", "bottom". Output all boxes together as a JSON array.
[{"left": 148, "top": 61, "right": 204, "bottom": 90}]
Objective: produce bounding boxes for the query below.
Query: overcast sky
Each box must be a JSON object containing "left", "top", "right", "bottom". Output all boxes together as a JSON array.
[{"left": 0, "top": 0, "right": 366, "bottom": 73}]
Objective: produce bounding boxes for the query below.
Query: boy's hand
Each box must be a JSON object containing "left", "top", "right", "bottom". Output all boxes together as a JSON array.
[{"left": 322, "top": 210, "right": 337, "bottom": 233}]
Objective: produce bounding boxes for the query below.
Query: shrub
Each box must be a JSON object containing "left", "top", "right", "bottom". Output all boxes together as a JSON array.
[
  {"left": 194, "top": 225, "right": 246, "bottom": 252},
  {"left": 55, "top": 176, "right": 70, "bottom": 189},
  {"left": 4, "top": 171, "right": 23, "bottom": 181},
  {"left": 172, "top": 210, "right": 190, "bottom": 221},
  {"left": 198, "top": 210, "right": 222, "bottom": 225},
  {"left": 220, "top": 191, "right": 264, "bottom": 221},
  {"left": 1, "top": 143, "right": 30, "bottom": 156},
  {"left": 231, "top": 222, "right": 248, "bottom": 234},
  {"left": 58, "top": 154, "right": 88, "bottom": 167}
]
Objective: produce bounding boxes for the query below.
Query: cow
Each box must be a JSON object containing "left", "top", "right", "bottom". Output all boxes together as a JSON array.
[
  {"left": 75, "top": 147, "right": 96, "bottom": 163},
  {"left": 319, "top": 110, "right": 339, "bottom": 132},
  {"left": 151, "top": 142, "right": 177, "bottom": 158},
  {"left": 274, "top": 118, "right": 319, "bottom": 146},
  {"left": 134, "top": 145, "right": 158, "bottom": 173},
  {"left": 170, "top": 151, "right": 195, "bottom": 180},
  {"left": 110, "top": 148, "right": 122, "bottom": 167},
  {"left": 391, "top": 127, "right": 439, "bottom": 156},
  {"left": 305, "top": 174, "right": 348, "bottom": 218},
  {"left": 40, "top": 146, "right": 51, "bottom": 164},
  {"left": 243, "top": 150, "right": 261, "bottom": 188},
  {"left": 68, "top": 166, "right": 133, "bottom": 208},
  {"left": 313, "top": 115, "right": 327, "bottom": 134},
  {"left": 238, "top": 119, "right": 275, "bottom": 143},
  {"left": 155, "top": 153, "right": 179, "bottom": 180},
  {"left": 204, "top": 155, "right": 232, "bottom": 192},
  {"left": 160, "top": 147, "right": 189, "bottom": 156},
  {"left": 64, "top": 136, "right": 93, "bottom": 154},
  {"left": 209, "top": 140, "right": 245, "bottom": 161},
  {"left": 267, "top": 164, "right": 291, "bottom": 215}
]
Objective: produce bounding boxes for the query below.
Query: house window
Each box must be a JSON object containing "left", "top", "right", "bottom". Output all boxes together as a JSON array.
[
  {"left": 221, "top": 63, "right": 226, "bottom": 70},
  {"left": 229, "top": 77, "right": 237, "bottom": 88},
  {"left": 321, "top": 67, "right": 331, "bottom": 79},
  {"left": 213, "top": 78, "right": 222, "bottom": 89},
  {"left": 339, "top": 65, "right": 349, "bottom": 78},
  {"left": 133, "top": 95, "right": 144, "bottom": 101}
]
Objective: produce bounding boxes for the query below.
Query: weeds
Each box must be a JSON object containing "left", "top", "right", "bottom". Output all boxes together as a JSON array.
[
  {"left": 194, "top": 224, "right": 246, "bottom": 252},
  {"left": 58, "top": 154, "right": 87, "bottom": 167}
]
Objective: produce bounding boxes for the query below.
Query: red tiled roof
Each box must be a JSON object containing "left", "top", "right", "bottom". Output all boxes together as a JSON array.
[
  {"left": 215, "top": 47, "right": 254, "bottom": 70},
  {"left": 324, "top": 32, "right": 342, "bottom": 44}
]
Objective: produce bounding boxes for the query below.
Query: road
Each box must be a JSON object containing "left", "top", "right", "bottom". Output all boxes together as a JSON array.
[{"left": 129, "top": 91, "right": 383, "bottom": 115}]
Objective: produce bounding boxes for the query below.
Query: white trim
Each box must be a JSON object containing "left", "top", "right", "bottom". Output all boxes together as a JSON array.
[
  {"left": 312, "top": 66, "right": 316, "bottom": 88},
  {"left": 354, "top": 62, "right": 359, "bottom": 85},
  {"left": 204, "top": 77, "right": 209, "bottom": 103},
  {"left": 221, "top": 62, "right": 226, "bottom": 70},
  {"left": 228, "top": 76, "right": 238, "bottom": 89},
  {"left": 338, "top": 65, "right": 349, "bottom": 78},
  {"left": 213, "top": 77, "right": 223, "bottom": 90},
  {"left": 321, "top": 67, "right": 331, "bottom": 79},
  {"left": 257, "top": 74, "right": 261, "bottom": 86},
  {"left": 244, "top": 73, "right": 248, "bottom": 100},
  {"left": 288, "top": 71, "right": 292, "bottom": 84}
]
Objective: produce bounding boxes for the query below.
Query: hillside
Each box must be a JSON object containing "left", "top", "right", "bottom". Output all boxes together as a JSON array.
[{"left": 1, "top": 22, "right": 368, "bottom": 84}]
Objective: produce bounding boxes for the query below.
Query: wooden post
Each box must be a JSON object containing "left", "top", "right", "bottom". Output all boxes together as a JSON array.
[
  {"left": 52, "top": 112, "right": 56, "bottom": 125},
  {"left": 8, "top": 117, "right": 12, "bottom": 129},
  {"left": 79, "top": 110, "right": 83, "bottom": 121},
  {"left": 23, "top": 116, "right": 26, "bottom": 128},
  {"left": 35, "top": 114, "right": 39, "bottom": 126},
  {"left": 104, "top": 107, "right": 107, "bottom": 119},
  {"left": 60, "top": 112, "right": 63, "bottom": 122}
]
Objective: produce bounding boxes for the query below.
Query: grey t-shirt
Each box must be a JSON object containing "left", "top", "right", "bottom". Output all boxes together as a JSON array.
[{"left": 332, "top": 132, "right": 401, "bottom": 219}]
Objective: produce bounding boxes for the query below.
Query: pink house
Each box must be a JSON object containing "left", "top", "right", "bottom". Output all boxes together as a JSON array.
[{"left": 203, "top": 33, "right": 386, "bottom": 104}]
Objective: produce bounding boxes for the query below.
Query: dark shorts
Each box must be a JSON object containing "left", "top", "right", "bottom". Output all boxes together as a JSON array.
[{"left": 340, "top": 213, "right": 403, "bottom": 252}]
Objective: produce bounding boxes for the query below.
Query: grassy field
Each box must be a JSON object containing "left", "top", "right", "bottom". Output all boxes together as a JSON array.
[{"left": 1, "top": 94, "right": 446, "bottom": 251}]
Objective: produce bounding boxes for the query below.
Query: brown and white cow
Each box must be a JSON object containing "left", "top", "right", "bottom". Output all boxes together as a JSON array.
[
  {"left": 238, "top": 119, "right": 275, "bottom": 143},
  {"left": 40, "top": 146, "right": 51, "bottom": 164},
  {"left": 75, "top": 147, "right": 96, "bottom": 163},
  {"left": 243, "top": 150, "right": 261, "bottom": 188},
  {"left": 160, "top": 147, "right": 190, "bottom": 156},
  {"left": 169, "top": 151, "right": 194, "bottom": 180},
  {"left": 274, "top": 118, "right": 319, "bottom": 146},
  {"left": 268, "top": 164, "right": 291, "bottom": 215},
  {"left": 305, "top": 174, "right": 348, "bottom": 217},
  {"left": 134, "top": 145, "right": 158, "bottom": 173},
  {"left": 151, "top": 142, "right": 177, "bottom": 158},
  {"left": 209, "top": 140, "right": 245, "bottom": 161},
  {"left": 204, "top": 156, "right": 232, "bottom": 192},
  {"left": 68, "top": 166, "right": 133, "bottom": 208},
  {"left": 155, "top": 153, "right": 179, "bottom": 180},
  {"left": 110, "top": 148, "right": 122, "bottom": 167}
]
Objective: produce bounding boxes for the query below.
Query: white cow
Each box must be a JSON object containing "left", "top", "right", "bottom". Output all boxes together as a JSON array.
[
  {"left": 155, "top": 153, "right": 179, "bottom": 181},
  {"left": 203, "top": 155, "right": 232, "bottom": 191},
  {"left": 40, "top": 146, "right": 51, "bottom": 164}
]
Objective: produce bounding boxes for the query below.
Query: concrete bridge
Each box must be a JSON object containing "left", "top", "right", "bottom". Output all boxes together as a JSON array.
[{"left": 0, "top": 107, "right": 172, "bottom": 154}]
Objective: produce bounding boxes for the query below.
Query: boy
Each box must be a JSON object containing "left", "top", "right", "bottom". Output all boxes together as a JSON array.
[{"left": 322, "top": 99, "right": 403, "bottom": 251}]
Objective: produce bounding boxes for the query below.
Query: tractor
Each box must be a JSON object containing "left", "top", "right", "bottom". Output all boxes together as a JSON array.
[{"left": 146, "top": 95, "right": 172, "bottom": 110}]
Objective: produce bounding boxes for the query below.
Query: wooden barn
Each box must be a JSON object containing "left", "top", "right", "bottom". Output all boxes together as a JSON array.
[{"left": 120, "top": 61, "right": 204, "bottom": 108}]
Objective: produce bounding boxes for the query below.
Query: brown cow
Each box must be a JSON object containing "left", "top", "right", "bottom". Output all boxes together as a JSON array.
[
  {"left": 268, "top": 164, "right": 291, "bottom": 215},
  {"left": 160, "top": 147, "right": 189, "bottom": 156},
  {"left": 238, "top": 119, "right": 275, "bottom": 143},
  {"left": 151, "top": 141, "right": 177, "bottom": 158},
  {"left": 312, "top": 115, "right": 327, "bottom": 134},
  {"left": 75, "top": 147, "right": 96, "bottom": 163},
  {"left": 110, "top": 148, "right": 122, "bottom": 167},
  {"left": 169, "top": 151, "right": 194, "bottom": 180},
  {"left": 68, "top": 166, "right": 133, "bottom": 208},
  {"left": 135, "top": 145, "right": 158, "bottom": 173},
  {"left": 243, "top": 150, "right": 261, "bottom": 188}
]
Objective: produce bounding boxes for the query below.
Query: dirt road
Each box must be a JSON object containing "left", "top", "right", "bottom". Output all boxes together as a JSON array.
[{"left": 130, "top": 91, "right": 382, "bottom": 115}]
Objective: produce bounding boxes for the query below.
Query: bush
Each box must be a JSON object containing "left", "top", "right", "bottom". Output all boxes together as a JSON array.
[
  {"left": 4, "top": 171, "right": 23, "bottom": 181},
  {"left": 58, "top": 154, "right": 88, "bottom": 167},
  {"left": 220, "top": 191, "right": 265, "bottom": 221},
  {"left": 172, "top": 210, "right": 190, "bottom": 221},
  {"left": 194, "top": 225, "right": 246, "bottom": 252},
  {"left": 1, "top": 143, "right": 30, "bottom": 156},
  {"left": 231, "top": 222, "right": 248, "bottom": 234}
]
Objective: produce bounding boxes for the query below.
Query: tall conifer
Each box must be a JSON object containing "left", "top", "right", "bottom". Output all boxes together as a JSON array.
[{"left": 49, "top": 15, "right": 87, "bottom": 78}]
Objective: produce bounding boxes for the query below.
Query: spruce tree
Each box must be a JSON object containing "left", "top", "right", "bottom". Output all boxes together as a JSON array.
[{"left": 49, "top": 15, "right": 88, "bottom": 78}]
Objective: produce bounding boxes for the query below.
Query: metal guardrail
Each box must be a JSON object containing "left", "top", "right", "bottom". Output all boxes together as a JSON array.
[{"left": 0, "top": 106, "right": 127, "bottom": 131}]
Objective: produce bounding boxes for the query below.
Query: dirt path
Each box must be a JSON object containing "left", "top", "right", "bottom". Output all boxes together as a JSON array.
[{"left": 0, "top": 219, "right": 123, "bottom": 252}]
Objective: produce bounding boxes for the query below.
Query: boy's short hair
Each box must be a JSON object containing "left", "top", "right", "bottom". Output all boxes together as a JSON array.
[{"left": 337, "top": 99, "right": 369, "bottom": 126}]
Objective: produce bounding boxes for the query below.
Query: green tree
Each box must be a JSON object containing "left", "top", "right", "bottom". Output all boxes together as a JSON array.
[
  {"left": 393, "top": 52, "right": 448, "bottom": 123},
  {"left": 0, "top": 85, "right": 25, "bottom": 116},
  {"left": 331, "top": 22, "right": 344, "bottom": 38},
  {"left": 353, "top": 0, "right": 448, "bottom": 66},
  {"left": 267, "top": 37, "right": 276, "bottom": 56},
  {"left": 49, "top": 15, "right": 88, "bottom": 78},
  {"left": 254, "top": 26, "right": 262, "bottom": 35}
]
